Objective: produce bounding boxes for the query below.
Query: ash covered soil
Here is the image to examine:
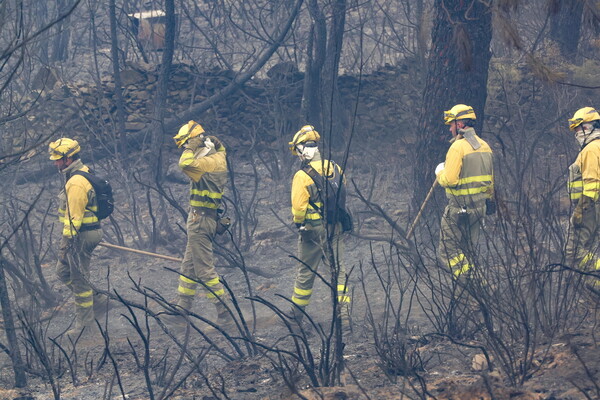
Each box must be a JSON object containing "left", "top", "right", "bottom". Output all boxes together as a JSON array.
[{"left": 1, "top": 132, "right": 599, "bottom": 400}]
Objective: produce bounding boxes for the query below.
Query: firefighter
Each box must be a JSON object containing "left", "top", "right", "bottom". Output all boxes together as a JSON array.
[
  {"left": 565, "top": 107, "right": 600, "bottom": 293},
  {"left": 168, "top": 120, "right": 235, "bottom": 331},
  {"left": 435, "top": 105, "right": 494, "bottom": 283},
  {"left": 49, "top": 138, "right": 105, "bottom": 337},
  {"left": 288, "top": 125, "right": 351, "bottom": 334}
]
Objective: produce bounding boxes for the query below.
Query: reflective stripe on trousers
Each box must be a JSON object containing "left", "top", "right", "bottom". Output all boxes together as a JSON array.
[
  {"left": 291, "top": 223, "right": 349, "bottom": 307},
  {"left": 55, "top": 229, "right": 102, "bottom": 327},
  {"left": 176, "top": 210, "right": 225, "bottom": 309},
  {"left": 438, "top": 205, "right": 483, "bottom": 279}
]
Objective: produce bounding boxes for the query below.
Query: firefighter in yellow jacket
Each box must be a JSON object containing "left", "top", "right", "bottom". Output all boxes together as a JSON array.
[
  {"left": 435, "top": 105, "right": 494, "bottom": 282},
  {"left": 288, "top": 125, "right": 351, "bottom": 334},
  {"left": 49, "top": 138, "right": 104, "bottom": 337},
  {"left": 565, "top": 107, "right": 600, "bottom": 293},
  {"left": 169, "top": 120, "right": 235, "bottom": 330}
]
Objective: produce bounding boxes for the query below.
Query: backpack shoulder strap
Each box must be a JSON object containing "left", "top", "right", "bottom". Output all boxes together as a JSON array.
[
  {"left": 302, "top": 165, "right": 323, "bottom": 187},
  {"left": 71, "top": 170, "right": 90, "bottom": 182},
  {"left": 71, "top": 169, "right": 93, "bottom": 183},
  {"left": 71, "top": 170, "right": 99, "bottom": 193},
  {"left": 302, "top": 165, "right": 324, "bottom": 211}
]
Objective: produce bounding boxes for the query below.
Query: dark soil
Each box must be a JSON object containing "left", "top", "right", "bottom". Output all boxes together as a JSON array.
[{"left": 2, "top": 132, "right": 599, "bottom": 400}]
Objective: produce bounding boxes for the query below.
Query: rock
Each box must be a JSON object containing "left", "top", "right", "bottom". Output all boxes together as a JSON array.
[
  {"left": 125, "top": 122, "right": 147, "bottom": 131},
  {"left": 267, "top": 61, "right": 299, "bottom": 79},
  {"left": 472, "top": 353, "right": 489, "bottom": 371},
  {"left": 300, "top": 385, "right": 365, "bottom": 400},
  {"left": 120, "top": 69, "right": 145, "bottom": 86}
]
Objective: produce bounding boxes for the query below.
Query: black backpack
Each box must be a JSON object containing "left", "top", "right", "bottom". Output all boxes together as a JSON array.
[
  {"left": 72, "top": 170, "right": 114, "bottom": 220},
  {"left": 303, "top": 162, "right": 353, "bottom": 232}
]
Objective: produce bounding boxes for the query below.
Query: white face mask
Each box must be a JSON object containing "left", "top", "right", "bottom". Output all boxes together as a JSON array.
[
  {"left": 575, "top": 124, "right": 598, "bottom": 147},
  {"left": 296, "top": 143, "right": 319, "bottom": 161},
  {"left": 575, "top": 130, "right": 587, "bottom": 147}
]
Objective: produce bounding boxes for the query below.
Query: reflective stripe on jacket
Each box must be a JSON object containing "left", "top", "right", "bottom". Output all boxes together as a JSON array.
[
  {"left": 568, "top": 140, "right": 600, "bottom": 202},
  {"left": 179, "top": 147, "right": 227, "bottom": 209},
  {"left": 58, "top": 161, "right": 99, "bottom": 237},
  {"left": 568, "top": 163, "right": 583, "bottom": 201},
  {"left": 291, "top": 158, "right": 343, "bottom": 225},
  {"left": 437, "top": 129, "right": 494, "bottom": 209}
]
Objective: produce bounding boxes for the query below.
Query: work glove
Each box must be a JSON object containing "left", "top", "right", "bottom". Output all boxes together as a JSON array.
[
  {"left": 571, "top": 195, "right": 593, "bottom": 228},
  {"left": 192, "top": 137, "right": 215, "bottom": 158},
  {"left": 295, "top": 223, "right": 303, "bottom": 230},
  {"left": 184, "top": 136, "right": 204, "bottom": 151},
  {"left": 435, "top": 162, "right": 445, "bottom": 175},
  {"left": 208, "top": 135, "right": 223, "bottom": 151},
  {"left": 203, "top": 137, "right": 215, "bottom": 152},
  {"left": 571, "top": 204, "right": 583, "bottom": 228},
  {"left": 216, "top": 216, "right": 231, "bottom": 235}
]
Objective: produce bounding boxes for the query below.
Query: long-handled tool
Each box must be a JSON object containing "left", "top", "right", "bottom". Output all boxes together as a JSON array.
[
  {"left": 99, "top": 241, "right": 278, "bottom": 278},
  {"left": 406, "top": 179, "right": 438, "bottom": 238},
  {"left": 98, "top": 242, "right": 182, "bottom": 263}
]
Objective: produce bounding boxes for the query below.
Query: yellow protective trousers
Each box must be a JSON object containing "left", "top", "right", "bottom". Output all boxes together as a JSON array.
[
  {"left": 438, "top": 205, "right": 484, "bottom": 279},
  {"left": 291, "top": 223, "right": 350, "bottom": 310},
  {"left": 176, "top": 209, "right": 225, "bottom": 309},
  {"left": 566, "top": 199, "right": 600, "bottom": 284},
  {"left": 55, "top": 229, "right": 102, "bottom": 328}
]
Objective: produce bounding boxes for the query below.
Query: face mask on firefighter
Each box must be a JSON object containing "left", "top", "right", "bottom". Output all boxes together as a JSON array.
[
  {"left": 575, "top": 123, "right": 599, "bottom": 147},
  {"left": 296, "top": 141, "right": 318, "bottom": 160}
]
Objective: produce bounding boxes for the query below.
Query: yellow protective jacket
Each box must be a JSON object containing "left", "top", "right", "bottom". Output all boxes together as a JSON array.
[
  {"left": 436, "top": 129, "right": 494, "bottom": 209},
  {"left": 291, "top": 158, "right": 344, "bottom": 225},
  {"left": 568, "top": 139, "right": 600, "bottom": 202},
  {"left": 179, "top": 145, "right": 228, "bottom": 209},
  {"left": 58, "top": 160, "right": 99, "bottom": 238}
]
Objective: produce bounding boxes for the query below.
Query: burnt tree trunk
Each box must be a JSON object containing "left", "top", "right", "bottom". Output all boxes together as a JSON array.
[
  {"left": 549, "top": 0, "right": 584, "bottom": 60},
  {"left": 52, "top": 0, "right": 71, "bottom": 62},
  {"left": 146, "top": 0, "right": 176, "bottom": 249},
  {"left": 414, "top": 0, "right": 492, "bottom": 201},
  {"left": 302, "top": 0, "right": 347, "bottom": 147},
  {"left": 149, "top": 0, "right": 176, "bottom": 180},
  {"left": 302, "top": 0, "right": 327, "bottom": 127},
  {"left": 415, "top": 0, "right": 428, "bottom": 70},
  {"left": 321, "top": 0, "right": 347, "bottom": 150},
  {"left": 109, "top": 0, "right": 128, "bottom": 160}
]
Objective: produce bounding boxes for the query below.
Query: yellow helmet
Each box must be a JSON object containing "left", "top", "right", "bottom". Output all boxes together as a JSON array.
[
  {"left": 48, "top": 138, "right": 80, "bottom": 160},
  {"left": 443, "top": 104, "right": 476, "bottom": 125},
  {"left": 568, "top": 107, "right": 600, "bottom": 131},
  {"left": 288, "top": 125, "right": 320, "bottom": 155},
  {"left": 173, "top": 120, "right": 205, "bottom": 148}
]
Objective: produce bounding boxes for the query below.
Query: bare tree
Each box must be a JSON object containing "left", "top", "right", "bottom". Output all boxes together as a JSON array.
[
  {"left": 51, "top": 0, "right": 73, "bottom": 62},
  {"left": 414, "top": 0, "right": 492, "bottom": 200},
  {"left": 302, "top": 0, "right": 348, "bottom": 146},
  {"left": 148, "top": 0, "right": 176, "bottom": 182},
  {"left": 549, "top": 0, "right": 584, "bottom": 60},
  {"left": 108, "top": 0, "right": 128, "bottom": 159}
]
